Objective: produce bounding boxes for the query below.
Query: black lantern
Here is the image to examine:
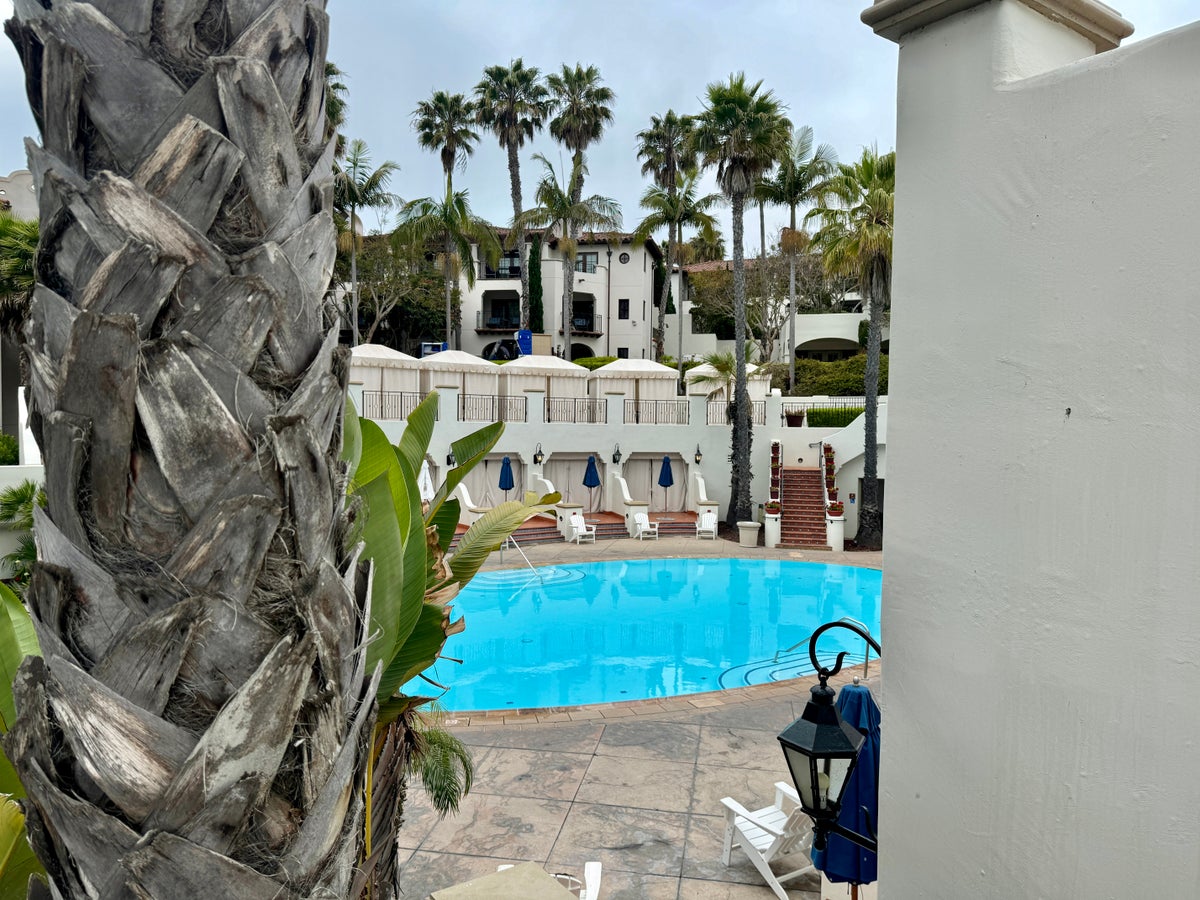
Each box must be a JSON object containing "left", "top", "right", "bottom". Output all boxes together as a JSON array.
[
  {"left": 612, "top": 443, "right": 622, "bottom": 464},
  {"left": 446, "top": 450, "right": 457, "bottom": 467},
  {"left": 778, "top": 620, "right": 881, "bottom": 852},
  {"left": 694, "top": 444, "right": 703, "bottom": 465},
  {"left": 533, "top": 443, "right": 545, "bottom": 466}
]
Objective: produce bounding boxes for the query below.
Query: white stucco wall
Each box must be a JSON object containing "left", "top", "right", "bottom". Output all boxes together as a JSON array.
[{"left": 873, "top": 2, "right": 1200, "bottom": 896}]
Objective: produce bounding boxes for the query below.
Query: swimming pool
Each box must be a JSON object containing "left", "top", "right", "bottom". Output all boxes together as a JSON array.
[{"left": 414, "top": 558, "right": 882, "bottom": 712}]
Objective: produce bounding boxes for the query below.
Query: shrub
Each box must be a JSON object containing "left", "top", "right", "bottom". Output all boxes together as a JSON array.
[
  {"left": 806, "top": 406, "right": 865, "bottom": 428},
  {"left": 791, "top": 353, "right": 889, "bottom": 397},
  {"left": 572, "top": 356, "right": 617, "bottom": 371},
  {"left": 0, "top": 433, "right": 18, "bottom": 465}
]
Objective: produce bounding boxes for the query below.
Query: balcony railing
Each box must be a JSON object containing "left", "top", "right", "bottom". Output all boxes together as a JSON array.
[
  {"left": 475, "top": 311, "right": 521, "bottom": 331},
  {"left": 480, "top": 261, "right": 521, "bottom": 280},
  {"left": 545, "top": 397, "right": 607, "bottom": 424},
  {"left": 459, "top": 393, "right": 527, "bottom": 423},
  {"left": 360, "top": 391, "right": 434, "bottom": 421},
  {"left": 706, "top": 400, "right": 767, "bottom": 426},
  {"left": 558, "top": 314, "right": 603, "bottom": 335},
  {"left": 624, "top": 399, "right": 689, "bottom": 425}
]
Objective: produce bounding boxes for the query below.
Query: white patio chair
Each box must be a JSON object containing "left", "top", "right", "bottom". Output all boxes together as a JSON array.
[
  {"left": 568, "top": 513, "right": 596, "bottom": 544},
  {"left": 720, "top": 781, "right": 815, "bottom": 900},
  {"left": 633, "top": 512, "right": 659, "bottom": 540},
  {"left": 497, "top": 861, "right": 602, "bottom": 898},
  {"left": 695, "top": 512, "right": 718, "bottom": 540}
]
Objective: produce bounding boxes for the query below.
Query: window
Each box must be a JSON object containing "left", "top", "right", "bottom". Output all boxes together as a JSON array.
[
  {"left": 484, "top": 249, "right": 521, "bottom": 279},
  {"left": 618, "top": 251, "right": 630, "bottom": 264},
  {"left": 575, "top": 252, "right": 598, "bottom": 273},
  {"left": 617, "top": 347, "right": 629, "bottom": 359},
  {"left": 618, "top": 298, "right": 630, "bottom": 320}
]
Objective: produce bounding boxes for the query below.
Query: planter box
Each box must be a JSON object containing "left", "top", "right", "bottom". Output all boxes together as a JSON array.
[
  {"left": 737, "top": 521, "right": 762, "bottom": 548},
  {"left": 763, "top": 514, "right": 781, "bottom": 549}
]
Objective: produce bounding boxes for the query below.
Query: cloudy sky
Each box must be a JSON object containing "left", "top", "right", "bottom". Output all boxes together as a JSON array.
[{"left": 1, "top": 1, "right": 1196, "bottom": 251}]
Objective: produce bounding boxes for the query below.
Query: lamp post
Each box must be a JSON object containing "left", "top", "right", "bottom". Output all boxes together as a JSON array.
[
  {"left": 533, "top": 443, "right": 545, "bottom": 466},
  {"left": 778, "top": 620, "right": 882, "bottom": 853}
]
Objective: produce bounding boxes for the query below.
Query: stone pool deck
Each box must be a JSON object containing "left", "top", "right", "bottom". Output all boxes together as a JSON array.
[{"left": 397, "top": 535, "right": 883, "bottom": 899}]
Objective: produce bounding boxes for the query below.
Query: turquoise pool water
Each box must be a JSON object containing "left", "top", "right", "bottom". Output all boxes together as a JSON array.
[{"left": 414, "top": 558, "right": 882, "bottom": 712}]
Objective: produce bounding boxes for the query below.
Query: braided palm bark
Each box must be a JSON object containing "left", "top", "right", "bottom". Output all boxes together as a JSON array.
[{"left": 3, "top": 2, "right": 373, "bottom": 897}]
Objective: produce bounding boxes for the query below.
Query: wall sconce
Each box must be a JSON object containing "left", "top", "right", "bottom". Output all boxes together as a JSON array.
[
  {"left": 694, "top": 445, "right": 703, "bottom": 465},
  {"left": 612, "top": 443, "right": 622, "bottom": 464},
  {"left": 778, "top": 620, "right": 882, "bottom": 854},
  {"left": 446, "top": 450, "right": 457, "bottom": 467},
  {"left": 533, "top": 443, "right": 545, "bottom": 466}
]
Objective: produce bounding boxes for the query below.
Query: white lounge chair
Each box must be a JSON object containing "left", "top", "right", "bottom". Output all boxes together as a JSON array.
[
  {"left": 568, "top": 513, "right": 596, "bottom": 544},
  {"left": 497, "top": 861, "right": 602, "bottom": 899},
  {"left": 633, "top": 512, "right": 659, "bottom": 540},
  {"left": 696, "top": 512, "right": 718, "bottom": 540},
  {"left": 720, "top": 782, "right": 816, "bottom": 900}
]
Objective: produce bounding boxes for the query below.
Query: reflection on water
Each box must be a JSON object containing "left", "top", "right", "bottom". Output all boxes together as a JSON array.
[{"left": 411, "top": 559, "right": 882, "bottom": 711}]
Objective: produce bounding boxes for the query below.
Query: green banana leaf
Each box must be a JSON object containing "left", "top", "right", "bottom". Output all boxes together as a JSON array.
[
  {"left": 341, "top": 396, "right": 363, "bottom": 480},
  {"left": 0, "top": 583, "right": 39, "bottom": 735},
  {"left": 428, "top": 498, "right": 460, "bottom": 556},
  {"left": 0, "top": 796, "right": 42, "bottom": 900},
  {"left": 377, "top": 601, "right": 463, "bottom": 698},
  {"left": 439, "top": 492, "right": 559, "bottom": 594},
  {"left": 394, "top": 392, "right": 437, "bottom": 477},
  {"left": 424, "top": 422, "right": 504, "bottom": 524}
]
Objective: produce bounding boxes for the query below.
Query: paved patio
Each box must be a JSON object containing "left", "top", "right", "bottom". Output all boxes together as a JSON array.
[{"left": 396, "top": 535, "right": 883, "bottom": 899}]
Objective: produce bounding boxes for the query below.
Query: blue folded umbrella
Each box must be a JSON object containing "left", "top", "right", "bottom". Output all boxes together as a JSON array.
[
  {"left": 657, "top": 456, "right": 674, "bottom": 488},
  {"left": 498, "top": 455, "right": 515, "bottom": 498},
  {"left": 582, "top": 455, "right": 601, "bottom": 489},
  {"left": 811, "top": 682, "right": 880, "bottom": 886}
]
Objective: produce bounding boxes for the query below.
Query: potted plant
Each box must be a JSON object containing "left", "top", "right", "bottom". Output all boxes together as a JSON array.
[
  {"left": 827, "top": 500, "right": 844, "bottom": 516},
  {"left": 827, "top": 488, "right": 838, "bottom": 501},
  {"left": 764, "top": 500, "right": 781, "bottom": 515}
]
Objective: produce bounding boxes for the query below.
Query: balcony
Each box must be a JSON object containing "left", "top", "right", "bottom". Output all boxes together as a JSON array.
[
  {"left": 476, "top": 310, "right": 522, "bottom": 333},
  {"left": 558, "top": 314, "right": 604, "bottom": 336},
  {"left": 360, "top": 391, "right": 437, "bottom": 421},
  {"left": 624, "top": 399, "right": 689, "bottom": 425},
  {"left": 460, "top": 393, "right": 527, "bottom": 423},
  {"left": 707, "top": 400, "right": 767, "bottom": 426},
  {"left": 480, "top": 259, "right": 521, "bottom": 280}
]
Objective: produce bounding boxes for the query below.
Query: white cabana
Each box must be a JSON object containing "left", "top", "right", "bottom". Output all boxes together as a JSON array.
[
  {"left": 350, "top": 343, "right": 419, "bottom": 393},
  {"left": 416, "top": 350, "right": 501, "bottom": 396},
  {"left": 588, "top": 358, "right": 678, "bottom": 402},
  {"left": 498, "top": 355, "right": 589, "bottom": 399}
]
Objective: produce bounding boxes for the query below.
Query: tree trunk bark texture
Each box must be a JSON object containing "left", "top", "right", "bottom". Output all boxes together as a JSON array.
[
  {"left": 507, "top": 142, "right": 529, "bottom": 329},
  {"left": 728, "top": 192, "right": 752, "bottom": 526},
  {"left": 349, "top": 200, "right": 359, "bottom": 346},
  {"left": 443, "top": 231, "right": 454, "bottom": 349},
  {"left": 4, "top": 3, "right": 374, "bottom": 898},
  {"left": 654, "top": 222, "right": 673, "bottom": 362},
  {"left": 856, "top": 256, "right": 889, "bottom": 549}
]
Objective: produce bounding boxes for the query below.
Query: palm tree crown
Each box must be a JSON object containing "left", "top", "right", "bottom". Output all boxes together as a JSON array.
[
  {"left": 632, "top": 172, "right": 721, "bottom": 246},
  {"left": 808, "top": 147, "right": 895, "bottom": 286},
  {"left": 413, "top": 90, "right": 480, "bottom": 188},
  {"left": 691, "top": 73, "right": 792, "bottom": 201},
  {"left": 760, "top": 125, "right": 838, "bottom": 226},
  {"left": 475, "top": 59, "right": 551, "bottom": 152},
  {"left": 547, "top": 64, "right": 615, "bottom": 158},
  {"left": 637, "top": 110, "right": 697, "bottom": 192}
]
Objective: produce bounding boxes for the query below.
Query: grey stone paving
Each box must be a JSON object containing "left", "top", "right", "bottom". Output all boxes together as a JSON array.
[{"left": 395, "top": 535, "right": 883, "bottom": 899}]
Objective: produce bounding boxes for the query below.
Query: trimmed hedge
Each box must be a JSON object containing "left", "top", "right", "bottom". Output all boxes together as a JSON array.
[
  {"left": 571, "top": 356, "right": 617, "bottom": 371},
  {"left": 806, "top": 406, "right": 865, "bottom": 428},
  {"left": 793, "top": 353, "right": 889, "bottom": 397}
]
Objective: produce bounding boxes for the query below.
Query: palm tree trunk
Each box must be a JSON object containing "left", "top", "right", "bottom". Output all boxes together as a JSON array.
[
  {"left": 677, "top": 271, "right": 687, "bottom": 385},
  {"left": 758, "top": 197, "right": 768, "bottom": 342},
  {"left": 729, "top": 192, "right": 752, "bottom": 526},
  {"left": 655, "top": 222, "right": 675, "bottom": 362},
  {"left": 562, "top": 254, "right": 573, "bottom": 360},
  {"left": 507, "top": 142, "right": 530, "bottom": 329},
  {"left": 444, "top": 232, "right": 455, "bottom": 348},
  {"left": 564, "top": 151, "right": 584, "bottom": 361},
  {"left": 350, "top": 200, "right": 360, "bottom": 346},
  {"left": 788, "top": 206, "right": 797, "bottom": 391},
  {"left": 856, "top": 256, "right": 888, "bottom": 549},
  {"left": 4, "top": 6, "right": 373, "bottom": 897}
]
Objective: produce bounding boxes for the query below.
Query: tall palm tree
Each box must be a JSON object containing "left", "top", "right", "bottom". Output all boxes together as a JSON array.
[
  {"left": 637, "top": 110, "right": 696, "bottom": 361},
  {"left": 475, "top": 59, "right": 551, "bottom": 328},
  {"left": 808, "top": 147, "right": 895, "bottom": 550},
  {"left": 631, "top": 171, "right": 721, "bottom": 363},
  {"left": 4, "top": 3, "right": 369, "bottom": 896},
  {"left": 512, "top": 155, "right": 621, "bottom": 360},
  {"left": 335, "top": 139, "right": 399, "bottom": 345},
  {"left": 413, "top": 90, "right": 479, "bottom": 192},
  {"left": 548, "top": 64, "right": 614, "bottom": 353},
  {"left": 759, "top": 126, "right": 838, "bottom": 389},
  {"left": 692, "top": 73, "right": 792, "bottom": 526},
  {"left": 394, "top": 188, "right": 501, "bottom": 349},
  {"left": 324, "top": 61, "right": 350, "bottom": 158},
  {"left": 689, "top": 229, "right": 726, "bottom": 262}
]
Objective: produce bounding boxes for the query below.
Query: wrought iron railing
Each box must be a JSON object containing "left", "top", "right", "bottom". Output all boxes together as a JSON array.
[
  {"left": 459, "top": 393, "right": 527, "bottom": 423},
  {"left": 558, "top": 314, "right": 603, "bottom": 334},
  {"left": 360, "top": 391, "right": 432, "bottom": 421},
  {"left": 475, "top": 310, "right": 521, "bottom": 330},
  {"left": 706, "top": 400, "right": 767, "bottom": 426},
  {"left": 545, "top": 397, "right": 607, "bottom": 424},
  {"left": 624, "top": 399, "right": 689, "bottom": 425}
]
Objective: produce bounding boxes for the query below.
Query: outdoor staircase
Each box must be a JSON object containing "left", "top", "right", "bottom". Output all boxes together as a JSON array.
[
  {"left": 654, "top": 516, "right": 698, "bottom": 537},
  {"left": 779, "top": 468, "right": 830, "bottom": 550}
]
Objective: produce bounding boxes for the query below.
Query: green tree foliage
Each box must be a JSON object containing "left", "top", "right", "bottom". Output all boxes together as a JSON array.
[
  {"left": 353, "top": 237, "right": 443, "bottom": 347},
  {"left": 412, "top": 91, "right": 480, "bottom": 192},
  {"left": 0, "top": 210, "right": 37, "bottom": 342},
  {"left": 570, "top": 356, "right": 618, "bottom": 371},
  {"left": 528, "top": 234, "right": 544, "bottom": 332},
  {"left": 0, "top": 480, "right": 43, "bottom": 592},
  {"left": 0, "top": 435, "right": 18, "bottom": 466}
]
